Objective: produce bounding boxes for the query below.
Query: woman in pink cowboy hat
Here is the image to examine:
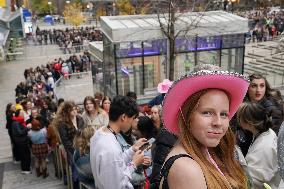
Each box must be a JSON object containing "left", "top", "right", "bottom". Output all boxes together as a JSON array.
[
  {"left": 160, "top": 70, "right": 250, "bottom": 189},
  {"left": 148, "top": 79, "right": 173, "bottom": 107}
]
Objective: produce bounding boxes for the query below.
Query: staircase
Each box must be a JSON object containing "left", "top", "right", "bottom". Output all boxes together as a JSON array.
[
  {"left": 244, "top": 38, "right": 284, "bottom": 95},
  {"left": 2, "top": 161, "right": 65, "bottom": 189}
]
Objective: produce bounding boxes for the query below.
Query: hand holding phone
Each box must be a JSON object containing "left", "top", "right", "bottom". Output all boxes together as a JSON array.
[{"left": 139, "top": 138, "right": 155, "bottom": 151}]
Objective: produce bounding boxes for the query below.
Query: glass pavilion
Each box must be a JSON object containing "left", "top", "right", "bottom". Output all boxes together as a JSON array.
[{"left": 98, "top": 11, "right": 248, "bottom": 97}]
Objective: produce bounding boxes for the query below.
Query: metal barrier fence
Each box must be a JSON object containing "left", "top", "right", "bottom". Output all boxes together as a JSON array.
[
  {"left": 5, "top": 42, "right": 90, "bottom": 62},
  {"left": 54, "top": 71, "right": 94, "bottom": 104}
]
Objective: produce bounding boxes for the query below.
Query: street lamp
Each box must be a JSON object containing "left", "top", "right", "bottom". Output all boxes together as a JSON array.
[
  {"left": 48, "top": 1, "right": 52, "bottom": 15},
  {"left": 228, "top": 0, "right": 236, "bottom": 12},
  {"left": 112, "top": 2, "right": 116, "bottom": 16}
]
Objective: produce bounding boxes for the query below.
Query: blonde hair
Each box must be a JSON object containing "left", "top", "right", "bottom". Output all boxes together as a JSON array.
[
  {"left": 179, "top": 89, "right": 248, "bottom": 189},
  {"left": 151, "top": 105, "right": 162, "bottom": 117},
  {"left": 73, "top": 125, "right": 95, "bottom": 155}
]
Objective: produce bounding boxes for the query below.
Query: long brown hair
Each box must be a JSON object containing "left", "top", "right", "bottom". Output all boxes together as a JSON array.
[
  {"left": 179, "top": 89, "right": 248, "bottom": 189},
  {"left": 53, "top": 101, "right": 75, "bottom": 129},
  {"left": 247, "top": 73, "right": 272, "bottom": 100},
  {"left": 83, "top": 96, "right": 102, "bottom": 114}
]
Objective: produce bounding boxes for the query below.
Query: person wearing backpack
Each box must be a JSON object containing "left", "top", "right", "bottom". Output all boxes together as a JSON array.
[{"left": 11, "top": 109, "right": 31, "bottom": 174}]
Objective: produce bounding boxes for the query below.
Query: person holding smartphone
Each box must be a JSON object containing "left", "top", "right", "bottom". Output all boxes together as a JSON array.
[
  {"left": 90, "top": 95, "right": 148, "bottom": 189},
  {"left": 116, "top": 118, "right": 152, "bottom": 189}
]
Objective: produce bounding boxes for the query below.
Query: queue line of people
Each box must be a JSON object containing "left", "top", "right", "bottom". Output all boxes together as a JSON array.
[{"left": 5, "top": 62, "right": 284, "bottom": 189}]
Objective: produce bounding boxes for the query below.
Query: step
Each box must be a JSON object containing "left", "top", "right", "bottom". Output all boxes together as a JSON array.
[
  {"left": 264, "top": 57, "right": 280, "bottom": 63},
  {"left": 257, "top": 59, "right": 284, "bottom": 70},
  {"left": 247, "top": 52, "right": 265, "bottom": 58},
  {"left": 12, "top": 180, "right": 64, "bottom": 189},
  {"left": 243, "top": 66, "right": 256, "bottom": 75},
  {"left": 247, "top": 61, "right": 284, "bottom": 75},
  {"left": 248, "top": 60, "right": 284, "bottom": 71},
  {"left": 245, "top": 54, "right": 257, "bottom": 59},
  {"left": 271, "top": 56, "right": 284, "bottom": 61},
  {"left": 244, "top": 65, "right": 265, "bottom": 75}
]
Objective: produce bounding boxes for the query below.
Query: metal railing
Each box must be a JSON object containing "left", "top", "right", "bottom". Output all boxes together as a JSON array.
[{"left": 54, "top": 71, "right": 94, "bottom": 104}]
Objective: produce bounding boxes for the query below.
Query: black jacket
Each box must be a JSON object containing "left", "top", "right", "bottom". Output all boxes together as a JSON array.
[
  {"left": 11, "top": 121, "right": 29, "bottom": 145},
  {"left": 57, "top": 115, "right": 85, "bottom": 163},
  {"left": 150, "top": 128, "right": 177, "bottom": 188}
]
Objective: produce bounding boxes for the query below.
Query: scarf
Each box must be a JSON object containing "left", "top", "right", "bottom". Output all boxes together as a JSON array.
[{"left": 12, "top": 116, "right": 27, "bottom": 127}]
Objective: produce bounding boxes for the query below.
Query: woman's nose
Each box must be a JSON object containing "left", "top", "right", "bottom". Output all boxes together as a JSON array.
[{"left": 212, "top": 115, "right": 222, "bottom": 126}]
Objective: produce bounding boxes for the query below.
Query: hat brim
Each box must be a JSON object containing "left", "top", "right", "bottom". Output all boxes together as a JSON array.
[{"left": 162, "top": 71, "right": 249, "bottom": 135}]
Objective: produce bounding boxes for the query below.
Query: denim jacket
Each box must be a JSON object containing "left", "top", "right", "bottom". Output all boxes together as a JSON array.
[
  {"left": 116, "top": 134, "right": 146, "bottom": 186},
  {"left": 73, "top": 149, "right": 95, "bottom": 184}
]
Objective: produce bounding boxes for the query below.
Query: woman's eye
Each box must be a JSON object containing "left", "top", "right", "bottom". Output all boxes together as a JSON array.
[
  {"left": 220, "top": 112, "right": 229, "bottom": 118},
  {"left": 202, "top": 111, "right": 212, "bottom": 116}
]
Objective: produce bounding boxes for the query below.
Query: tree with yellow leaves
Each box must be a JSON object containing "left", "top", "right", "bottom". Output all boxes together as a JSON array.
[
  {"left": 117, "top": 0, "right": 135, "bottom": 15},
  {"left": 116, "top": 0, "right": 150, "bottom": 15},
  {"left": 63, "top": 3, "right": 85, "bottom": 27}
]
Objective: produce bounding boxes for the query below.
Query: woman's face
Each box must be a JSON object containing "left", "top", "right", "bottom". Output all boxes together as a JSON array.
[
  {"left": 31, "top": 109, "right": 38, "bottom": 118},
  {"left": 85, "top": 100, "right": 95, "bottom": 112},
  {"left": 70, "top": 106, "right": 77, "bottom": 118},
  {"left": 131, "top": 118, "right": 142, "bottom": 138},
  {"left": 239, "top": 121, "right": 254, "bottom": 133},
  {"left": 151, "top": 107, "right": 160, "bottom": 121},
  {"left": 10, "top": 105, "right": 16, "bottom": 112},
  {"left": 27, "top": 102, "right": 32, "bottom": 110},
  {"left": 102, "top": 100, "right": 111, "bottom": 112},
  {"left": 248, "top": 78, "right": 266, "bottom": 102},
  {"left": 189, "top": 90, "right": 230, "bottom": 148}
]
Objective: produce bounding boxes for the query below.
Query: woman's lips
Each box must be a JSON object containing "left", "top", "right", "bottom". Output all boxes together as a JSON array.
[
  {"left": 255, "top": 94, "right": 262, "bottom": 98},
  {"left": 207, "top": 131, "right": 222, "bottom": 138}
]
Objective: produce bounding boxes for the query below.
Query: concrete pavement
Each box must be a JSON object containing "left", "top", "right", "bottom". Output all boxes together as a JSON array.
[{"left": 0, "top": 40, "right": 65, "bottom": 189}]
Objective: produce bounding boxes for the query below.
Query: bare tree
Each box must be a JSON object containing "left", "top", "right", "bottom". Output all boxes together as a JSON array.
[{"left": 153, "top": 0, "right": 213, "bottom": 80}]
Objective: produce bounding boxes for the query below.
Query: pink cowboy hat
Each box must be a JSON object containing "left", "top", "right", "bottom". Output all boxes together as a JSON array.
[
  {"left": 162, "top": 70, "right": 249, "bottom": 135},
  {"left": 157, "top": 79, "right": 173, "bottom": 94}
]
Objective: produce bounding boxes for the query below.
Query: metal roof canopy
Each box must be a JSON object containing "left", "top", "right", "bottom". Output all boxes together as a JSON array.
[
  {"left": 89, "top": 41, "right": 103, "bottom": 62},
  {"left": 100, "top": 11, "right": 248, "bottom": 43},
  {"left": 0, "top": 8, "right": 21, "bottom": 23}
]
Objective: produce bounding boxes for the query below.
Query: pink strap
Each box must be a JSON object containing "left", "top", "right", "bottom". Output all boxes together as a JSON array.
[{"left": 206, "top": 149, "right": 224, "bottom": 176}]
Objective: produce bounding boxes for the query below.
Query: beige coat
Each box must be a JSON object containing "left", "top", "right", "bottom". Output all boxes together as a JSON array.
[
  {"left": 81, "top": 110, "right": 109, "bottom": 130},
  {"left": 245, "top": 129, "right": 280, "bottom": 189}
]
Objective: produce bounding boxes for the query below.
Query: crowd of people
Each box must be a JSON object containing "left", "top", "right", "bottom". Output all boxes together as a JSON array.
[
  {"left": 33, "top": 27, "right": 102, "bottom": 53},
  {"left": 6, "top": 53, "right": 92, "bottom": 177},
  {"left": 5, "top": 61, "right": 284, "bottom": 189},
  {"left": 237, "top": 9, "right": 284, "bottom": 42}
]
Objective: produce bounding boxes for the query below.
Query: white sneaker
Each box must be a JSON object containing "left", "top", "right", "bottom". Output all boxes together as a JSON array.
[{"left": 21, "top": 171, "right": 32, "bottom": 174}]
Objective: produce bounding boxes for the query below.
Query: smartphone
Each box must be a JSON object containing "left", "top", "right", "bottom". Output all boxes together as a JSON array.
[{"left": 139, "top": 138, "right": 156, "bottom": 151}]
